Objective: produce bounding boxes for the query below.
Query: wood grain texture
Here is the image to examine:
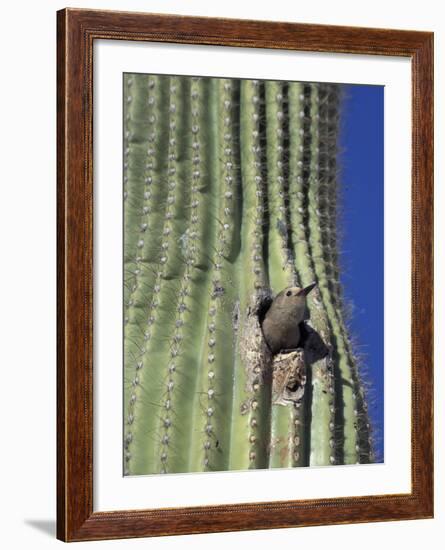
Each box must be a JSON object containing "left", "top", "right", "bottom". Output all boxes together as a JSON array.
[{"left": 57, "top": 8, "right": 434, "bottom": 542}]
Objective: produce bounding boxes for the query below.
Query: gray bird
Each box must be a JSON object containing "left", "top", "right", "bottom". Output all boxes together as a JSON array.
[{"left": 261, "top": 283, "right": 316, "bottom": 354}]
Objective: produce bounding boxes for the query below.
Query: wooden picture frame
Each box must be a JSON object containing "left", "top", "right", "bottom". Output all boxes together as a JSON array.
[{"left": 57, "top": 8, "right": 434, "bottom": 542}]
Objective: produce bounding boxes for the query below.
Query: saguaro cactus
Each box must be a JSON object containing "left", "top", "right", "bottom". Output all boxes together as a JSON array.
[{"left": 123, "top": 74, "right": 373, "bottom": 475}]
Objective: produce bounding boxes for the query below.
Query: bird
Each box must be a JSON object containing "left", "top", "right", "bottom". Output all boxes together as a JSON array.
[{"left": 261, "top": 283, "right": 316, "bottom": 354}]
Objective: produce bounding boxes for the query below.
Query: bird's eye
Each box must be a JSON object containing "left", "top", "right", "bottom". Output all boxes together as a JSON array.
[{"left": 286, "top": 290, "right": 292, "bottom": 297}]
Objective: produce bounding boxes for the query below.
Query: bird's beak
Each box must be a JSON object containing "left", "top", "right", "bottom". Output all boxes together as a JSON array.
[{"left": 298, "top": 282, "right": 316, "bottom": 296}]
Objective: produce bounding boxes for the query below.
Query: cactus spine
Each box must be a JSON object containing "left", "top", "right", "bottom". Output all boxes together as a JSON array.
[{"left": 124, "top": 74, "right": 373, "bottom": 474}]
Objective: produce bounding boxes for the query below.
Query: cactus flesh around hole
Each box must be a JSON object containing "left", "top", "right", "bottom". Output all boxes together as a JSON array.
[{"left": 123, "top": 74, "right": 374, "bottom": 474}]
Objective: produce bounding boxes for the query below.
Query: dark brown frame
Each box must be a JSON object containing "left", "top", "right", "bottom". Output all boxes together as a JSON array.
[{"left": 57, "top": 8, "right": 434, "bottom": 542}]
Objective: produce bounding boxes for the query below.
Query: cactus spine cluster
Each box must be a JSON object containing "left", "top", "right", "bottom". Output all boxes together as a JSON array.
[{"left": 123, "top": 73, "right": 373, "bottom": 475}]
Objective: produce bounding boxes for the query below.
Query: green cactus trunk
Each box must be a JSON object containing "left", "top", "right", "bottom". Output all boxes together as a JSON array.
[{"left": 123, "top": 74, "right": 373, "bottom": 475}]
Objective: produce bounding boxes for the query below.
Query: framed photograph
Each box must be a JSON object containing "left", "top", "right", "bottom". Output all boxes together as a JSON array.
[{"left": 57, "top": 8, "right": 433, "bottom": 542}]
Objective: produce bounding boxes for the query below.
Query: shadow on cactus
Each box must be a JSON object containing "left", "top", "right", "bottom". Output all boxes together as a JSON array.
[{"left": 123, "top": 73, "right": 380, "bottom": 475}]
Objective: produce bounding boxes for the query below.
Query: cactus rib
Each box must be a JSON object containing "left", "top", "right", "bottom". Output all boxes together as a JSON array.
[
  {"left": 229, "top": 79, "right": 271, "bottom": 470},
  {"left": 264, "top": 80, "right": 301, "bottom": 468},
  {"left": 123, "top": 74, "right": 171, "bottom": 473}
]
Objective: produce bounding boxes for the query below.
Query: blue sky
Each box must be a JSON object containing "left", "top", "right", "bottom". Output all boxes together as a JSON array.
[{"left": 339, "top": 84, "right": 384, "bottom": 462}]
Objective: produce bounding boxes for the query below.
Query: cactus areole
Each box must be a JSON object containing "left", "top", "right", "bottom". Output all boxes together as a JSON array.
[{"left": 123, "top": 74, "right": 373, "bottom": 475}]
